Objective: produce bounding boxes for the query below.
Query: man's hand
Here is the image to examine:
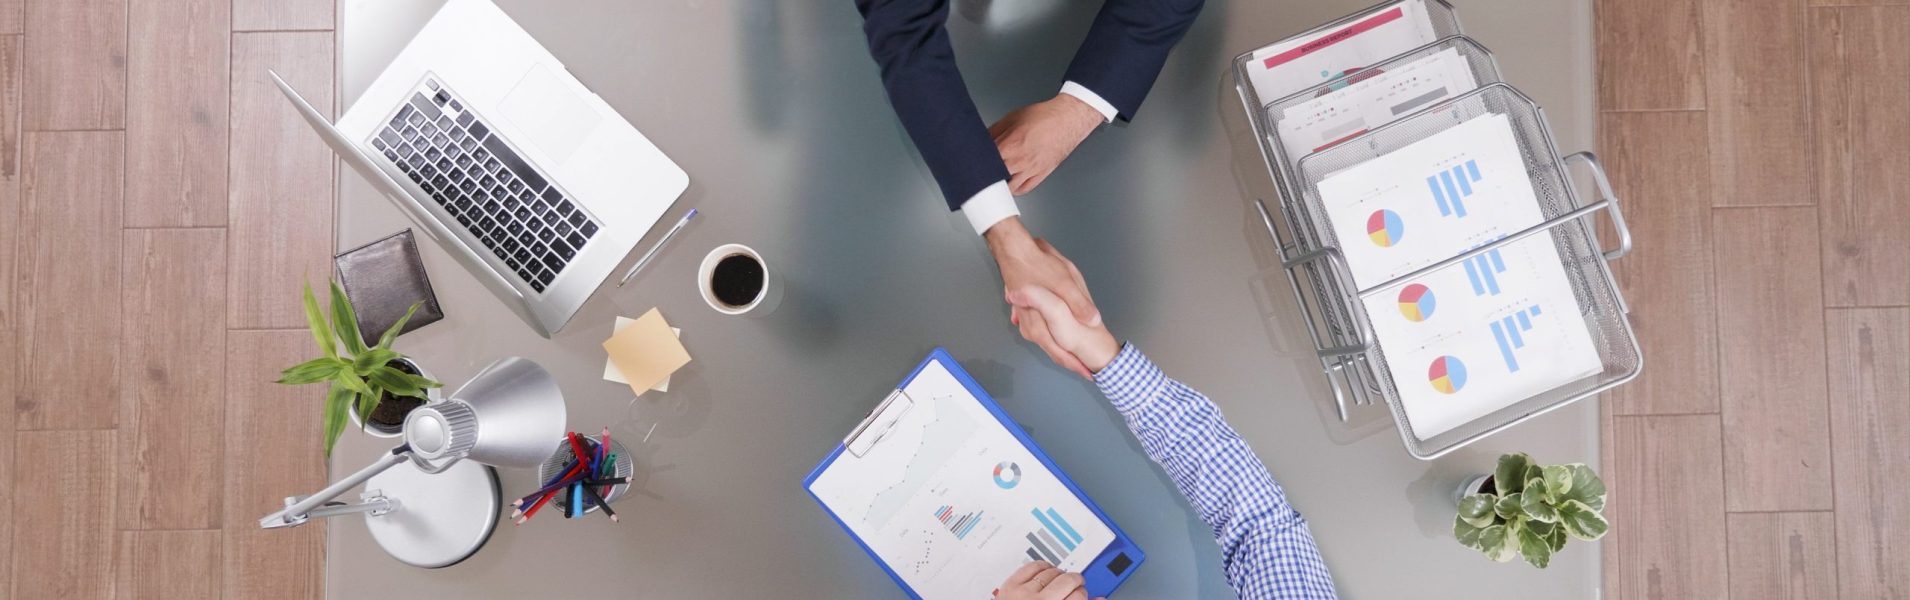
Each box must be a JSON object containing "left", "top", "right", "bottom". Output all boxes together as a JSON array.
[
  {"left": 985, "top": 218, "right": 1100, "bottom": 377},
  {"left": 990, "top": 94, "right": 1104, "bottom": 196},
  {"left": 995, "top": 562, "right": 1095, "bottom": 600},
  {"left": 1007, "top": 285, "right": 1120, "bottom": 374}
]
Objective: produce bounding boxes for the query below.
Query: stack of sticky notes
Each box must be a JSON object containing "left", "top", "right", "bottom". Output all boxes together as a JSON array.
[{"left": 602, "top": 308, "right": 692, "bottom": 396}]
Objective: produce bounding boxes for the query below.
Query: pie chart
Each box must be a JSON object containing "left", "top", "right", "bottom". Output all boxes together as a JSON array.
[
  {"left": 1367, "top": 209, "right": 1404, "bottom": 247},
  {"left": 1429, "top": 356, "right": 1467, "bottom": 394},
  {"left": 993, "top": 461, "right": 1021, "bottom": 489},
  {"left": 1398, "top": 283, "right": 1436, "bottom": 322}
]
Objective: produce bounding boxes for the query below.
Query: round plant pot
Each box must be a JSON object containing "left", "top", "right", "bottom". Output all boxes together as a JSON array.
[
  {"left": 348, "top": 357, "right": 438, "bottom": 438},
  {"left": 1454, "top": 474, "right": 1495, "bottom": 507}
]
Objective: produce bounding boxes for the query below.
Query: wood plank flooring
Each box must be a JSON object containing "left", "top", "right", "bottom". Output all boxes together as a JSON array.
[
  {"left": 4, "top": 2, "right": 332, "bottom": 598},
  {"left": 1599, "top": 0, "right": 1910, "bottom": 596}
]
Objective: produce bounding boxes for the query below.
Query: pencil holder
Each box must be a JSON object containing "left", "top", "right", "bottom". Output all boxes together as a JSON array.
[{"left": 536, "top": 437, "right": 633, "bottom": 516}]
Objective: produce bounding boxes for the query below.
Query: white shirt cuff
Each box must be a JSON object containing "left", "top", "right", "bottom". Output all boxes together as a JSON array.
[
  {"left": 1061, "top": 81, "right": 1118, "bottom": 123},
  {"left": 961, "top": 181, "right": 1019, "bottom": 235}
]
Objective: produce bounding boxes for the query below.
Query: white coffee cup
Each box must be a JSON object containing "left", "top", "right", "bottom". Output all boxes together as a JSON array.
[{"left": 698, "top": 244, "right": 781, "bottom": 317}]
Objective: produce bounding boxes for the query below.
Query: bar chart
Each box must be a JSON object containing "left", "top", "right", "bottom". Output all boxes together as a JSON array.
[
  {"left": 1428, "top": 159, "right": 1482, "bottom": 218},
  {"left": 1489, "top": 305, "right": 1545, "bottom": 373},
  {"left": 933, "top": 505, "right": 983, "bottom": 541},
  {"left": 1023, "top": 507, "right": 1088, "bottom": 565},
  {"left": 1462, "top": 248, "right": 1506, "bottom": 296}
]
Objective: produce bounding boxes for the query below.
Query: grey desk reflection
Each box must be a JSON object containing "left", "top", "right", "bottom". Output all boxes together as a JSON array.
[{"left": 329, "top": 0, "right": 1603, "bottom": 597}]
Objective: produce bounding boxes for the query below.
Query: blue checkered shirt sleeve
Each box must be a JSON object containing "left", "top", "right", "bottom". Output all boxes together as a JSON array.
[{"left": 1095, "top": 344, "right": 1339, "bottom": 599}]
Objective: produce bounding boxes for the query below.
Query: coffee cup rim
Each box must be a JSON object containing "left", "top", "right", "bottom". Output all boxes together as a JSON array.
[{"left": 699, "top": 243, "right": 767, "bottom": 315}]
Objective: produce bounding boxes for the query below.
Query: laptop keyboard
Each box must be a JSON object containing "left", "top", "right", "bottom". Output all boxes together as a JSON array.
[{"left": 371, "top": 78, "right": 600, "bottom": 294}]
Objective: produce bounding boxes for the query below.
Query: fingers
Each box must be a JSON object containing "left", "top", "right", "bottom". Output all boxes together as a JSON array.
[
  {"left": 1063, "top": 588, "right": 1090, "bottom": 600},
  {"left": 1008, "top": 170, "right": 1033, "bottom": 197},
  {"left": 1004, "top": 561, "right": 1050, "bottom": 585},
  {"left": 1017, "top": 308, "right": 1092, "bottom": 378},
  {"left": 1040, "top": 572, "right": 1086, "bottom": 600},
  {"left": 1027, "top": 564, "right": 1063, "bottom": 590}
]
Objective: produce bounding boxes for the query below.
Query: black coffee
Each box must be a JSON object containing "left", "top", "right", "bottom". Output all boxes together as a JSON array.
[{"left": 711, "top": 254, "right": 765, "bottom": 307}]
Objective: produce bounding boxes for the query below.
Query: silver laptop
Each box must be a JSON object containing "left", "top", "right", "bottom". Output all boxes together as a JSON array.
[{"left": 273, "top": 0, "right": 688, "bottom": 338}]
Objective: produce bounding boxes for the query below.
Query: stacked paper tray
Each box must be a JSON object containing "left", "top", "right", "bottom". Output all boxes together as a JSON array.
[{"left": 1231, "top": 0, "right": 1641, "bottom": 459}]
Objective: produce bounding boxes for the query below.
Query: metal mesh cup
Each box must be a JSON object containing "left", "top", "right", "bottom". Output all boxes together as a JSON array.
[{"left": 535, "top": 436, "right": 634, "bottom": 516}]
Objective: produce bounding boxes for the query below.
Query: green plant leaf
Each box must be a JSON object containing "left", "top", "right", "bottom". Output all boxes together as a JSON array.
[
  {"left": 1479, "top": 524, "right": 1514, "bottom": 562},
  {"left": 352, "top": 349, "right": 400, "bottom": 374},
  {"left": 402, "top": 372, "right": 444, "bottom": 390},
  {"left": 368, "top": 366, "right": 425, "bottom": 398},
  {"left": 329, "top": 281, "right": 368, "bottom": 356},
  {"left": 322, "top": 382, "right": 352, "bottom": 457},
  {"left": 1546, "top": 521, "right": 1567, "bottom": 552},
  {"left": 1458, "top": 494, "right": 1499, "bottom": 528},
  {"left": 1557, "top": 499, "right": 1610, "bottom": 541},
  {"left": 1518, "top": 523, "right": 1554, "bottom": 568},
  {"left": 302, "top": 283, "right": 337, "bottom": 359},
  {"left": 359, "top": 385, "right": 383, "bottom": 430},
  {"left": 1495, "top": 492, "right": 1524, "bottom": 520},
  {"left": 1559, "top": 464, "right": 1606, "bottom": 513},
  {"left": 333, "top": 370, "right": 371, "bottom": 396},
  {"left": 1495, "top": 453, "right": 1531, "bottom": 495},
  {"left": 1543, "top": 465, "right": 1574, "bottom": 501},
  {"left": 1521, "top": 489, "right": 1560, "bottom": 523},
  {"left": 1454, "top": 515, "right": 1488, "bottom": 551},
  {"left": 376, "top": 301, "right": 423, "bottom": 350},
  {"left": 276, "top": 357, "right": 346, "bottom": 385}
]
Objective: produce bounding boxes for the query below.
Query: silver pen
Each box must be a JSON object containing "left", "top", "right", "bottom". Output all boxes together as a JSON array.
[{"left": 617, "top": 208, "right": 698, "bottom": 287}]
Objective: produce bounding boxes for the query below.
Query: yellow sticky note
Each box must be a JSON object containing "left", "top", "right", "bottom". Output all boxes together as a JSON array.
[
  {"left": 604, "top": 319, "right": 680, "bottom": 392},
  {"left": 601, "top": 308, "right": 691, "bottom": 396}
]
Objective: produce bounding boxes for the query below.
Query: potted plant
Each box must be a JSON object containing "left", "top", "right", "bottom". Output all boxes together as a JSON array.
[
  {"left": 276, "top": 282, "right": 443, "bottom": 456},
  {"left": 1452, "top": 453, "right": 1608, "bottom": 568}
]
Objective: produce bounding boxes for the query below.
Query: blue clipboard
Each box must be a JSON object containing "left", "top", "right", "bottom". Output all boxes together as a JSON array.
[{"left": 803, "top": 348, "right": 1144, "bottom": 598}]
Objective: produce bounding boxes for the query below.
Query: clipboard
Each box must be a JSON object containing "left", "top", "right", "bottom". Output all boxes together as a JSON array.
[{"left": 804, "top": 348, "right": 1144, "bottom": 599}]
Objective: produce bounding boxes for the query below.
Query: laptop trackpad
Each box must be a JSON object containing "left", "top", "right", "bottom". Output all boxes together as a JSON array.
[{"left": 498, "top": 64, "right": 600, "bottom": 166}]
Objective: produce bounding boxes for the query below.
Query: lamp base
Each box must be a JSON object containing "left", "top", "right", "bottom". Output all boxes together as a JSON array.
[{"left": 363, "top": 458, "right": 500, "bottom": 568}]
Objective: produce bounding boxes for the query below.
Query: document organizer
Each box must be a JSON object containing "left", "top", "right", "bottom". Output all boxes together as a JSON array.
[{"left": 1232, "top": 0, "right": 1642, "bottom": 459}]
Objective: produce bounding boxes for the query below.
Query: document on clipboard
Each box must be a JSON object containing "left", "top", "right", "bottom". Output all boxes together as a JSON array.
[{"left": 806, "top": 350, "right": 1142, "bottom": 600}]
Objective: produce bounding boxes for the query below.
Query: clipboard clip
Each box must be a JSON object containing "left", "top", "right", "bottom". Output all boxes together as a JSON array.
[{"left": 844, "top": 389, "right": 915, "bottom": 458}]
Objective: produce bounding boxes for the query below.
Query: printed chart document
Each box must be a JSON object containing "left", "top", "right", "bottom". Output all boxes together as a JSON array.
[
  {"left": 809, "top": 361, "right": 1115, "bottom": 600},
  {"left": 1276, "top": 47, "right": 1479, "bottom": 160},
  {"left": 1245, "top": 0, "right": 1439, "bottom": 104},
  {"left": 1315, "top": 114, "right": 1601, "bottom": 439}
]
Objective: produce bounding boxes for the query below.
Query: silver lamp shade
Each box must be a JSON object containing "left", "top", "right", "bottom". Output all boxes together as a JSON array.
[{"left": 404, "top": 356, "right": 567, "bottom": 470}]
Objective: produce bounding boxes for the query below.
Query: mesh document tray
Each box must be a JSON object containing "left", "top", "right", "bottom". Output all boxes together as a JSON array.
[
  {"left": 1291, "top": 83, "right": 1641, "bottom": 458},
  {"left": 1251, "top": 35, "right": 1507, "bottom": 420}
]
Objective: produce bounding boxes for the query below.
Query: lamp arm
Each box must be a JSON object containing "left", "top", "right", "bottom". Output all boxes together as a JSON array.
[{"left": 259, "top": 446, "right": 412, "bottom": 529}]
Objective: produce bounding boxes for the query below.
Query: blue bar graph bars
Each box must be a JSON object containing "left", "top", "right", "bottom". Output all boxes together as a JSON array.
[
  {"left": 1490, "top": 305, "right": 1545, "bottom": 372},
  {"left": 933, "top": 505, "right": 983, "bottom": 541},
  {"left": 1429, "top": 159, "right": 1483, "bottom": 218},
  {"left": 1462, "top": 248, "right": 1507, "bottom": 296},
  {"left": 1025, "top": 507, "right": 1086, "bottom": 565}
]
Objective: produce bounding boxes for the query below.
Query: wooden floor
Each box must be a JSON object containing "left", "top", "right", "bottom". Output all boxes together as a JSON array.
[
  {"left": 3, "top": 0, "right": 1906, "bottom": 598},
  {"left": 2, "top": 0, "right": 335, "bottom": 598},
  {"left": 1597, "top": 0, "right": 1910, "bottom": 598}
]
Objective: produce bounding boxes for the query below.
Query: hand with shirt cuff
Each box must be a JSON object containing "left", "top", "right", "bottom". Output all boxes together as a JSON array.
[{"left": 989, "top": 84, "right": 1113, "bottom": 196}]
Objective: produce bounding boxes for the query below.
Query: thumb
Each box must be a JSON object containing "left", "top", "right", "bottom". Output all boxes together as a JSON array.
[{"left": 1007, "top": 286, "right": 1072, "bottom": 327}]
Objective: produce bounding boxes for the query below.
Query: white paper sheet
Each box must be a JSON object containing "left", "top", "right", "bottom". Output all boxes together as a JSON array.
[
  {"left": 1276, "top": 47, "right": 1478, "bottom": 160},
  {"left": 1245, "top": 0, "right": 1438, "bottom": 104},
  {"left": 808, "top": 362, "right": 1114, "bottom": 599},
  {"left": 1317, "top": 113, "right": 1602, "bottom": 439}
]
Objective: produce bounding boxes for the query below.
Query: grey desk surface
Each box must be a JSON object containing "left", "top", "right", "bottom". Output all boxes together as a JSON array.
[{"left": 328, "top": 0, "right": 1601, "bottom": 597}]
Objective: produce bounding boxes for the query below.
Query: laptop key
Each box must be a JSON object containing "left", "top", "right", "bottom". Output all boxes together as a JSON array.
[
  {"left": 555, "top": 200, "right": 575, "bottom": 216},
  {"left": 554, "top": 221, "right": 573, "bottom": 236},
  {"left": 565, "top": 231, "right": 586, "bottom": 249},
  {"left": 555, "top": 242, "right": 577, "bottom": 261},
  {"left": 456, "top": 111, "right": 474, "bottom": 128},
  {"left": 424, "top": 146, "right": 442, "bottom": 162},
  {"left": 431, "top": 133, "right": 450, "bottom": 148},
  {"left": 469, "top": 120, "right": 489, "bottom": 140},
  {"left": 383, "top": 149, "right": 399, "bottom": 162},
  {"left": 529, "top": 280, "right": 545, "bottom": 293},
  {"left": 582, "top": 221, "right": 599, "bottom": 237}
]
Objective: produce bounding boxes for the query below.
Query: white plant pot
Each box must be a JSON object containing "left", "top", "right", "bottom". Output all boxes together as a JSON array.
[{"left": 348, "top": 358, "right": 439, "bottom": 438}]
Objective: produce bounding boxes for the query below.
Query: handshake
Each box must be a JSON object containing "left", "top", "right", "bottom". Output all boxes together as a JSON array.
[{"left": 984, "top": 217, "right": 1121, "bottom": 378}]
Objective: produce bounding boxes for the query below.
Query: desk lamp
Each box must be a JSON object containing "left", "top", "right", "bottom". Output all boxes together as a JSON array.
[{"left": 259, "top": 357, "right": 567, "bottom": 568}]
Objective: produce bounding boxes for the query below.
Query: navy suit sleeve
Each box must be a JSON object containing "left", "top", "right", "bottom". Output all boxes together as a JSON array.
[
  {"left": 856, "top": 0, "right": 1009, "bottom": 211},
  {"left": 1063, "top": 0, "right": 1205, "bottom": 121}
]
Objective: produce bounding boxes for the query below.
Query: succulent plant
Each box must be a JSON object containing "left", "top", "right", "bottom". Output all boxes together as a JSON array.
[{"left": 1453, "top": 452, "right": 1608, "bottom": 568}]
